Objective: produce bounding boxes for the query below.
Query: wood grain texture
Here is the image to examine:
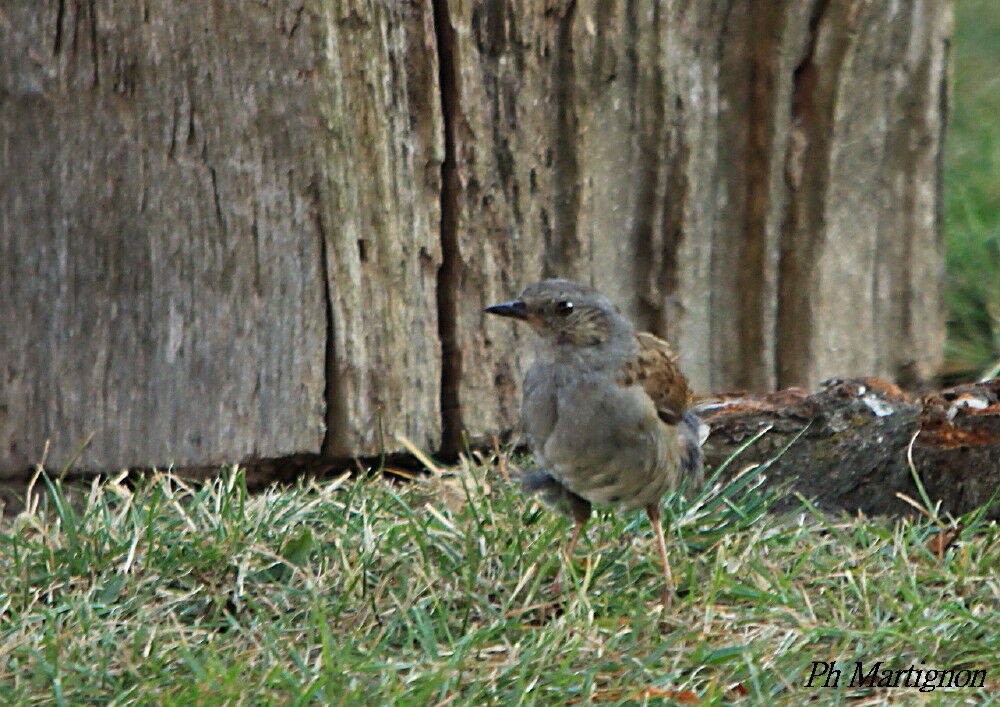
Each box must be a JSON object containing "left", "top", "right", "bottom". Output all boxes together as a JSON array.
[
  {"left": 1, "top": 1, "right": 328, "bottom": 473},
  {"left": 458, "top": 0, "right": 950, "bottom": 443},
  {"left": 314, "top": 0, "right": 443, "bottom": 456},
  {"left": 0, "top": 1, "right": 441, "bottom": 473},
  {"left": 1, "top": 0, "right": 950, "bottom": 471},
  {"left": 774, "top": 0, "right": 951, "bottom": 391}
]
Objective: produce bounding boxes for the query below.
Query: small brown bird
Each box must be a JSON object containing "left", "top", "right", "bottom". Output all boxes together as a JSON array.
[{"left": 485, "top": 279, "right": 704, "bottom": 607}]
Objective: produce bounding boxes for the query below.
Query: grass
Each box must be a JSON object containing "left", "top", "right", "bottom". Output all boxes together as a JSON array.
[
  {"left": 0, "top": 455, "right": 996, "bottom": 705},
  {"left": 944, "top": 0, "right": 1000, "bottom": 380}
]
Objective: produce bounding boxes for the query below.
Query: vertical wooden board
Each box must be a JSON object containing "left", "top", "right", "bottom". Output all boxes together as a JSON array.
[
  {"left": 868, "top": 0, "right": 949, "bottom": 386},
  {"left": 564, "top": 0, "right": 643, "bottom": 311},
  {"left": 1, "top": 1, "right": 331, "bottom": 473},
  {"left": 448, "top": 0, "right": 735, "bottom": 437},
  {"left": 314, "top": 0, "right": 443, "bottom": 455},
  {"left": 693, "top": 0, "right": 753, "bottom": 394},
  {"left": 440, "top": 1, "right": 554, "bottom": 443},
  {"left": 768, "top": 0, "right": 949, "bottom": 390},
  {"left": 808, "top": 0, "right": 948, "bottom": 387},
  {"left": 711, "top": 0, "right": 832, "bottom": 393},
  {"left": 655, "top": 1, "right": 743, "bottom": 395},
  {"left": 571, "top": 0, "right": 734, "bottom": 395},
  {"left": 815, "top": 0, "right": 904, "bottom": 381}
]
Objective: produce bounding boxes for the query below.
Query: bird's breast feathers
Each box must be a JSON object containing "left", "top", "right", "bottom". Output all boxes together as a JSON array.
[{"left": 525, "top": 367, "right": 686, "bottom": 509}]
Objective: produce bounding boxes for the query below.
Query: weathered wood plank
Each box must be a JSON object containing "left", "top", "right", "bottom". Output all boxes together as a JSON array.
[
  {"left": 315, "top": 0, "right": 443, "bottom": 456},
  {"left": 0, "top": 1, "right": 331, "bottom": 473},
  {"left": 0, "top": 1, "right": 442, "bottom": 473},
  {"left": 775, "top": 0, "right": 950, "bottom": 390}
]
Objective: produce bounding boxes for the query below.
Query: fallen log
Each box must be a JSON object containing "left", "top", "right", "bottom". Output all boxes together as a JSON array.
[{"left": 698, "top": 378, "right": 1000, "bottom": 521}]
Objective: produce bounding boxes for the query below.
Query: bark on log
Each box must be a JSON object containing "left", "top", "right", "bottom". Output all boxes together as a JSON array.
[
  {"left": 700, "top": 378, "right": 1000, "bottom": 521},
  {"left": 1, "top": 0, "right": 952, "bottom": 473}
]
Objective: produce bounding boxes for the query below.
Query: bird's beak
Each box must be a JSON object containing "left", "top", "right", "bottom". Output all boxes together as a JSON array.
[{"left": 483, "top": 300, "right": 529, "bottom": 320}]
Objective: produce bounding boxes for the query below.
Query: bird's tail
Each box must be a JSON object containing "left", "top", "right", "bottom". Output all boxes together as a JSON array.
[{"left": 681, "top": 411, "right": 707, "bottom": 490}]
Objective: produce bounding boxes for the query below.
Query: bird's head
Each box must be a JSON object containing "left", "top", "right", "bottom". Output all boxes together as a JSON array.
[{"left": 484, "top": 279, "right": 630, "bottom": 347}]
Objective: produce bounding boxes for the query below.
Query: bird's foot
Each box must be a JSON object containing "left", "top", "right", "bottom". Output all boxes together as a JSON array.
[{"left": 660, "top": 588, "right": 674, "bottom": 610}]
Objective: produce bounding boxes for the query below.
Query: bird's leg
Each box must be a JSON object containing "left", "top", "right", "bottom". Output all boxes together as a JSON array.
[
  {"left": 645, "top": 503, "right": 674, "bottom": 609},
  {"left": 551, "top": 518, "right": 586, "bottom": 597},
  {"left": 551, "top": 497, "right": 592, "bottom": 598}
]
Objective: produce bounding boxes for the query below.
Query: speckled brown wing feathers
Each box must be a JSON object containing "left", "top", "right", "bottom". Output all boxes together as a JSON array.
[{"left": 618, "top": 332, "right": 692, "bottom": 425}]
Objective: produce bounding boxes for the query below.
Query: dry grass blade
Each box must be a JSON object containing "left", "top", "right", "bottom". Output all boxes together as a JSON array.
[{"left": 394, "top": 433, "right": 444, "bottom": 475}]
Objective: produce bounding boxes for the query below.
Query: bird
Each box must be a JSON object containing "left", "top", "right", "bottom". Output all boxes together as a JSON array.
[{"left": 484, "top": 279, "right": 705, "bottom": 608}]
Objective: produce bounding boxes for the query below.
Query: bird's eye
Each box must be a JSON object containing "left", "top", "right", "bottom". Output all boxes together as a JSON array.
[{"left": 555, "top": 301, "right": 574, "bottom": 316}]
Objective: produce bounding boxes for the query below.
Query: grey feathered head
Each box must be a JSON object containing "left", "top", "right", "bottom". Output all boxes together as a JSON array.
[{"left": 484, "top": 279, "right": 630, "bottom": 347}]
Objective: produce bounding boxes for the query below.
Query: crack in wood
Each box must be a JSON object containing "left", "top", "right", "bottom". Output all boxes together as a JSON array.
[
  {"left": 53, "top": 0, "right": 65, "bottom": 55},
  {"left": 629, "top": 1, "right": 667, "bottom": 337},
  {"left": 209, "top": 167, "right": 225, "bottom": 234},
  {"left": 547, "top": 0, "right": 581, "bottom": 280},
  {"left": 88, "top": 0, "right": 99, "bottom": 87},
  {"left": 313, "top": 184, "right": 349, "bottom": 456},
  {"left": 649, "top": 3, "right": 690, "bottom": 346},
  {"left": 776, "top": 0, "right": 833, "bottom": 388},
  {"left": 431, "top": 0, "right": 464, "bottom": 457},
  {"left": 71, "top": 0, "right": 80, "bottom": 58},
  {"left": 738, "top": 2, "right": 783, "bottom": 392},
  {"left": 250, "top": 206, "right": 262, "bottom": 297},
  {"left": 167, "top": 99, "right": 179, "bottom": 159},
  {"left": 287, "top": 4, "right": 305, "bottom": 39}
]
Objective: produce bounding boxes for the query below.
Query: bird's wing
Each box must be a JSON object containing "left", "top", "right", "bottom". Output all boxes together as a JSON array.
[{"left": 618, "top": 331, "right": 692, "bottom": 425}]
